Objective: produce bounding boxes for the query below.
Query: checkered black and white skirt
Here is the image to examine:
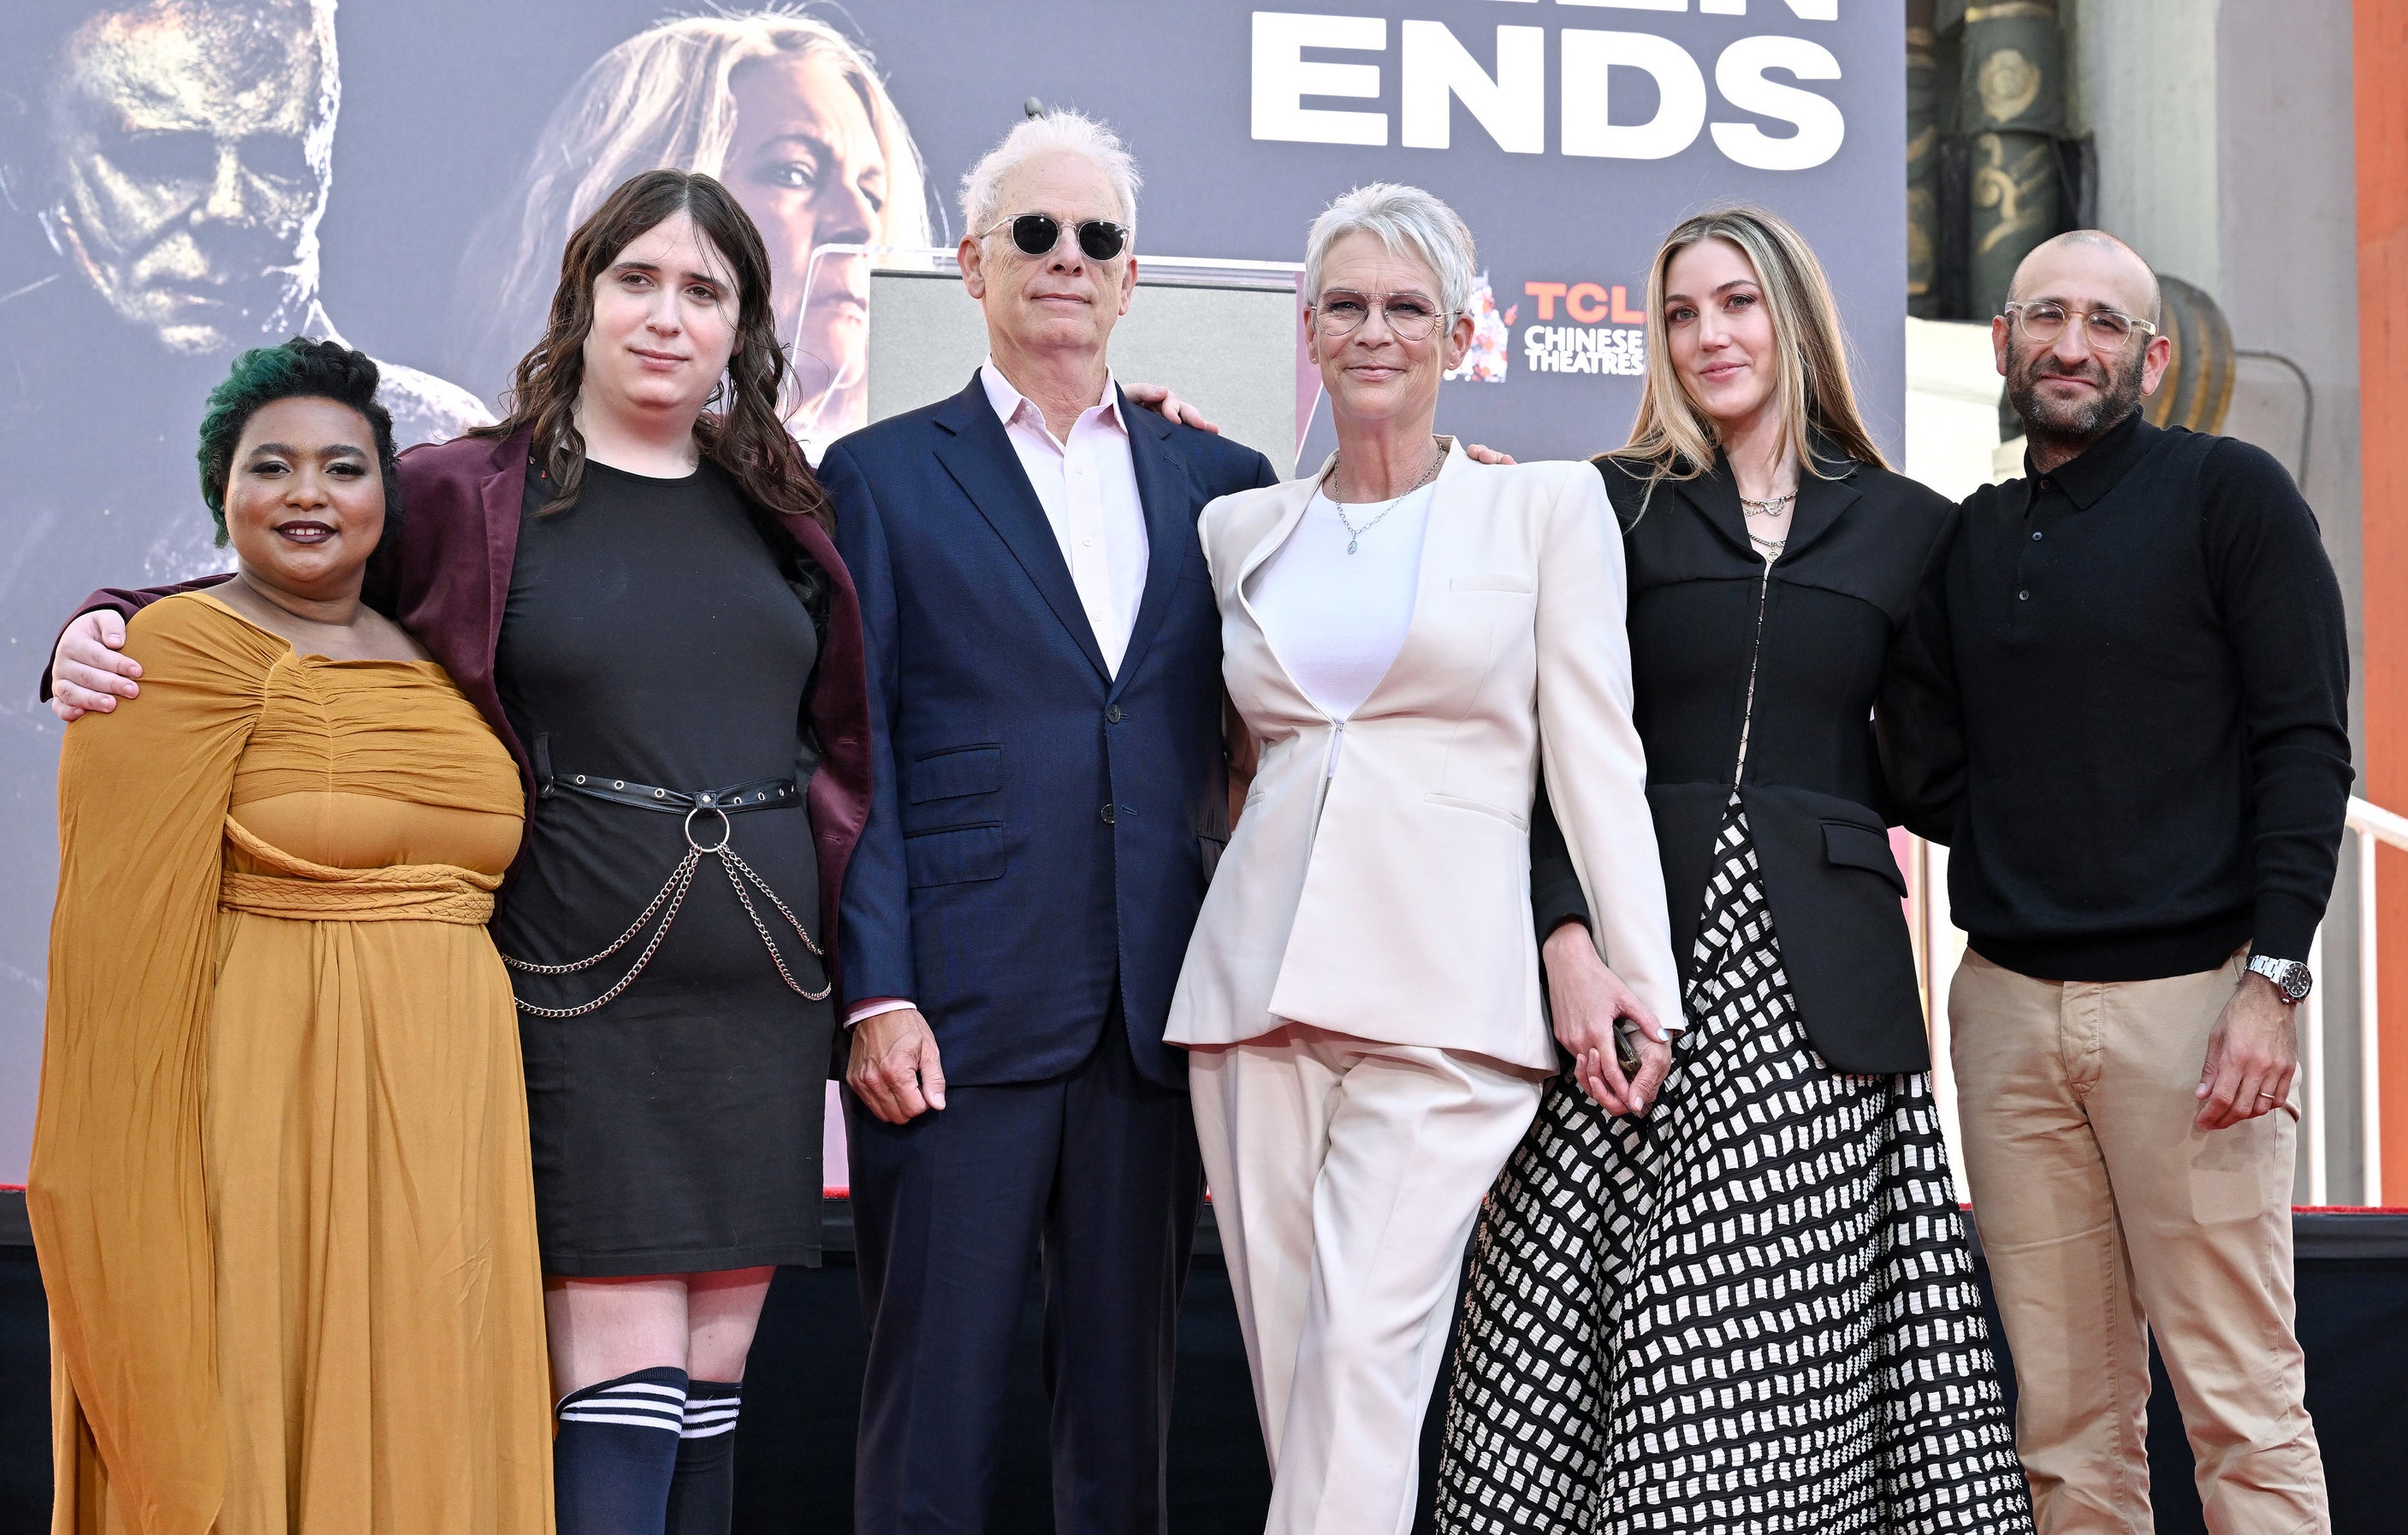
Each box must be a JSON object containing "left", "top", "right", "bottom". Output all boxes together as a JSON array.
[{"left": 1437, "top": 798, "right": 2033, "bottom": 1533}]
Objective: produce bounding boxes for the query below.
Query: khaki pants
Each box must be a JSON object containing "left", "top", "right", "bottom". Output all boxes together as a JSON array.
[
  {"left": 1949, "top": 948, "right": 2328, "bottom": 1535},
  {"left": 1189, "top": 1028, "right": 1541, "bottom": 1535}
]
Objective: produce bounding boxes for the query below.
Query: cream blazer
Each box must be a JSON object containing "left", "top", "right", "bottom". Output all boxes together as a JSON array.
[{"left": 1164, "top": 443, "right": 1681, "bottom": 1070}]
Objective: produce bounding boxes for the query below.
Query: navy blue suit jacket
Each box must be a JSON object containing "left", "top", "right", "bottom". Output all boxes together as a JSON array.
[{"left": 821, "top": 375, "right": 1280, "bottom": 1089}]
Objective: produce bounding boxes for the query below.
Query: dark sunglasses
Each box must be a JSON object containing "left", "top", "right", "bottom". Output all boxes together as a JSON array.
[{"left": 984, "top": 213, "right": 1130, "bottom": 262}]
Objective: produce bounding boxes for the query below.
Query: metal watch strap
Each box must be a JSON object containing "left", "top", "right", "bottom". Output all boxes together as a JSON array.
[{"left": 2246, "top": 953, "right": 2312, "bottom": 1003}]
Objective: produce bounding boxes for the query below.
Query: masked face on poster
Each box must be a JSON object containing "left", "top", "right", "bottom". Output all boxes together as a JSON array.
[
  {"left": 43, "top": 0, "right": 334, "bottom": 355},
  {"left": 1, "top": 0, "right": 484, "bottom": 484}
]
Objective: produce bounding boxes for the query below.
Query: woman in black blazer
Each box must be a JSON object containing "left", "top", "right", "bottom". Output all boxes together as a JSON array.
[{"left": 1437, "top": 208, "right": 2036, "bottom": 1533}]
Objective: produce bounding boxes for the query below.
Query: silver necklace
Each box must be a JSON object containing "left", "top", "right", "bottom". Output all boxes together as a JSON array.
[
  {"left": 1741, "top": 489, "right": 1797, "bottom": 519},
  {"left": 1323, "top": 440, "right": 1445, "bottom": 554}
]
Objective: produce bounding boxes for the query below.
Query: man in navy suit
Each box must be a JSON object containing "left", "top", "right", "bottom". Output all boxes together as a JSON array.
[{"left": 816, "top": 110, "right": 1278, "bottom": 1534}]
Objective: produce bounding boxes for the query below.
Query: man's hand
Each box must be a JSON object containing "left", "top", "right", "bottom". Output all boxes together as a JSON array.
[
  {"left": 1462, "top": 443, "right": 1517, "bottom": 466},
  {"left": 50, "top": 610, "right": 140, "bottom": 722},
  {"left": 1543, "top": 922, "right": 1670, "bottom": 1117},
  {"left": 846, "top": 1006, "right": 949, "bottom": 1124},
  {"left": 1124, "top": 382, "right": 1222, "bottom": 436},
  {"left": 2195, "top": 971, "right": 2299, "bottom": 1131}
]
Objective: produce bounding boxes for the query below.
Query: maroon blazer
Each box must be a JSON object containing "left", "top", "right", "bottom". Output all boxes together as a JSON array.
[{"left": 50, "top": 428, "right": 875, "bottom": 984}]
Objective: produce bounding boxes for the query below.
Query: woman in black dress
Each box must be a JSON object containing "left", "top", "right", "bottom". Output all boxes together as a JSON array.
[
  {"left": 472, "top": 172, "right": 846, "bottom": 1535},
  {"left": 1438, "top": 208, "right": 2034, "bottom": 1532}
]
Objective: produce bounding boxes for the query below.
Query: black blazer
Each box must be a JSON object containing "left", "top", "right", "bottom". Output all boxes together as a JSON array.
[{"left": 1532, "top": 450, "right": 1956, "bottom": 1073}]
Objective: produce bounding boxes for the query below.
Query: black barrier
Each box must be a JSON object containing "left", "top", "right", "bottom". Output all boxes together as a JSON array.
[{"left": 2, "top": 1195, "right": 2402, "bottom": 1533}]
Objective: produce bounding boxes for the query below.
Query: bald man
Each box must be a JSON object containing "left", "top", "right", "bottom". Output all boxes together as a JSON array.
[{"left": 1888, "top": 231, "right": 2348, "bottom": 1532}]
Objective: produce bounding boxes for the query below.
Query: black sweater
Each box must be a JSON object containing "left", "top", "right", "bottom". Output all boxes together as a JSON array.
[{"left": 1886, "top": 413, "right": 2354, "bottom": 981}]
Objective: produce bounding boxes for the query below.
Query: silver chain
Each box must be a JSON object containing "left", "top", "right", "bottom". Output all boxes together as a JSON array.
[
  {"left": 1743, "top": 484, "right": 1795, "bottom": 561},
  {"left": 716, "top": 843, "right": 830, "bottom": 1002},
  {"left": 500, "top": 823, "right": 830, "bottom": 1016},
  {"left": 1322, "top": 438, "right": 1445, "bottom": 554}
]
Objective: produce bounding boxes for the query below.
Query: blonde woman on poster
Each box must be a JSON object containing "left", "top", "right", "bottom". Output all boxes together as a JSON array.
[{"left": 453, "top": 10, "right": 932, "bottom": 457}]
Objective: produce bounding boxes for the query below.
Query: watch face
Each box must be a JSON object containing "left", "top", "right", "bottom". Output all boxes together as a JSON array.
[{"left": 2251, "top": 957, "right": 2313, "bottom": 1001}]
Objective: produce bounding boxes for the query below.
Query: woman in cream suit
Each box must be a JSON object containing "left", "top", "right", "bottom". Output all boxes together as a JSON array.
[{"left": 1165, "top": 183, "right": 1681, "bottom": 1535}]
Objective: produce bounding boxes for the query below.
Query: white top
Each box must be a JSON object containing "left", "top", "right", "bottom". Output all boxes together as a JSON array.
[
  {"left": 979, "top": 358, "right": 1148, "bottom": 677},
  {"left": 1245, "top": 481, "right": 1436, "bottom": 727}
]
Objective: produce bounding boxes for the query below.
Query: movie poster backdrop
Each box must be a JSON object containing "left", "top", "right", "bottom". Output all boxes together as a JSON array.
[{"left": 0, "top": 1, "right": 1901, "bottom": 1177}]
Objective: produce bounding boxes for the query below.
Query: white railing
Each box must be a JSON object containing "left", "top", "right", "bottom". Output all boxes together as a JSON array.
[
  {"left": 1912, "top": 795, "right": 2404, "bottom": 1209},
  {"left": 2337, "top": 796, "right": 2405, "bottom": 1204}
]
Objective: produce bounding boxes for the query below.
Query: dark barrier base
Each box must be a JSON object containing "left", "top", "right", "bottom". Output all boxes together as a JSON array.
[
  {"left": 724, "top": 1253, "right": 1279, "bottom": 1532},
  {"left": 0, "top": 1254, "right": 44, "bottom": 1526},
  {"left": 2, "top": 1206, "right": 2404, "bottom": 1533}
]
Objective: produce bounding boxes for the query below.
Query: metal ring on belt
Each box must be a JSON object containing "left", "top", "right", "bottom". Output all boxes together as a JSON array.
[
  {"left": 499, "top": 745, "right": 827, "bottom": 1016},
  {"left": 683, "top": 804, "right": 732, "bottom": 854}
]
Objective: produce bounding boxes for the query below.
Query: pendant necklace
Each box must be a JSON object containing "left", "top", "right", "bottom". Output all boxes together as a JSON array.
[
  {"left": 1324, "top": 439, "right": 1445, "bottom": 554},
  {"left": 1742, "top": 486, "right": 1794, "bottom": 561}
]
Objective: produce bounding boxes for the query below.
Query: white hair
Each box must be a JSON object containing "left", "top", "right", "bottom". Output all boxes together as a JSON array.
[
  {"left": 1302, "top": 182, "right": 1477, "bottom": 319},
  {"left": 958, "top": 109, "right": 1140, "bottom": 240}
]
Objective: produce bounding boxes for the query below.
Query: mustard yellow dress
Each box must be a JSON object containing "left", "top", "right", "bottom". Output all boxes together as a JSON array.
[{"left": 28, "top": 593, "right": 552, "bottom": 1535}]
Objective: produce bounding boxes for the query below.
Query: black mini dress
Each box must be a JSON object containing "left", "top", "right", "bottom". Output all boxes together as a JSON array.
[{"left": 491, "top": 457, "right": 834, "bottom": 1277}]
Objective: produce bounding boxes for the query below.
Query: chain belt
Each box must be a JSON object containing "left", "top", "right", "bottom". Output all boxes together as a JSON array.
[{"left": 497, "top": 737, "right": 829, "bottom": 1016}]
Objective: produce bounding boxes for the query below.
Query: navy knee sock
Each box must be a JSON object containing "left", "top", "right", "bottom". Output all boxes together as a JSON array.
[
  {"left": 554, "top": 1366, "right": 689, "bottom": 1535},
  {"left": 663, "top": 1379, "right": 741, "bottom": 1535}
]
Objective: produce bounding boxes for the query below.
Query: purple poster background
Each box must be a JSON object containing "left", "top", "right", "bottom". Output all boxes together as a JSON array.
[{"left": 0, "top": 0, "right": 1901, "bottom": 1177}]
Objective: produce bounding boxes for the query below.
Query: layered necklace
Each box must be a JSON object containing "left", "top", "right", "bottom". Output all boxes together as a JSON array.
[
  {"left": 1321, "top": 438, "right": 1446, "bottom": 554},
  {"left": 1741, "top": 487, "right": 1796, "bottom": 559}
]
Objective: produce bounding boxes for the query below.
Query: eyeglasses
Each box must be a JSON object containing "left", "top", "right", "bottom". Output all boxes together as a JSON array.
[
  {"left": 983, "top": 213, "right": 1130, "bottom": 262},
  {"left": 1312, "top": 289, "right": 1452, "bottom": 341},
  {"left": 2003, "top": 300, "right": 2159, "bottom": 349}
]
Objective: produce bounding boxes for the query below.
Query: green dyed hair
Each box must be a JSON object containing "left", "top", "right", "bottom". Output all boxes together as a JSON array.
[{"left": 197, "top": 338, "right": 400, "bottom": 548}]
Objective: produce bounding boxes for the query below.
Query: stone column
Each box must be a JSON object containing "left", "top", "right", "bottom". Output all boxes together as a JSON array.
[
  {"left": 1962, "top": 0, "right": 2066, "bottom": 317},
  {"left": 1907, "top": 0, "right": 1943, "bottom": 317}
]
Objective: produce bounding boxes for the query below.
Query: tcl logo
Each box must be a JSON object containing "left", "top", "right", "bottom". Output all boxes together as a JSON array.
[{"left": 1523, "top": 282, "right": 1646, "bottom": 325}]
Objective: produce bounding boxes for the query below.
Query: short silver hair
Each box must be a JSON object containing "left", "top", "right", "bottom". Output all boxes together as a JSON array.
[
  {"left": 958, "top": 110, "right": 1141, "bottom": 241},
  {"left": 1303, "top": 183, "right": 1477, "bottom": 318}
]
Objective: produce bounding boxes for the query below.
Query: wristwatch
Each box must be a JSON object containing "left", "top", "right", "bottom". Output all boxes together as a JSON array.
[{"left": 2246, "top": 954, "right": 2314, "bottom": 1004}]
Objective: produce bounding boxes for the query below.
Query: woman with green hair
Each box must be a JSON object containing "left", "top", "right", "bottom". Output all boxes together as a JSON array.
[{"left": 30, "top": 336, "right": 550, "bottom": 1533}]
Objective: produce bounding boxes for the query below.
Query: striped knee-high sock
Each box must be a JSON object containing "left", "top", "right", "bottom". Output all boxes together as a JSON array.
[
  {"left": 664, "top": 1379, "right": 741, "bottom": 1535},
  {"left": 555, "top": 1366, "right": 688, "bottom": 1535}
]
